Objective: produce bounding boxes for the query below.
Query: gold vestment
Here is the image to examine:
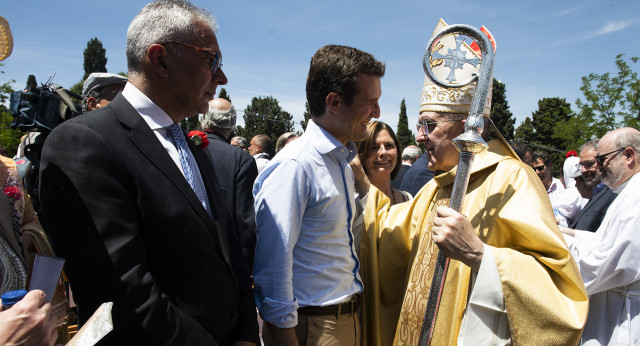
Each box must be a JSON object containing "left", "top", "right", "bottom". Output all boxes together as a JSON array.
[{"left": 360, "top": 139, "right": 588, "bottom": 345}]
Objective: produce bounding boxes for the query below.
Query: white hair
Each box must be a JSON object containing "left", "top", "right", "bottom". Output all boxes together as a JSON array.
[
  {"left": 126, "top": 0, "right": 217, "bottom": 75},
  {"left": 401, "top": 146, "right": 422, "bottom": 162},
  {"left": 202, "top": 104, "right": 236, "bottom": 130}
]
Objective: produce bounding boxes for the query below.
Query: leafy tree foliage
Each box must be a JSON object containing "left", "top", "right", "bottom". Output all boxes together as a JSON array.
[
  {"left": 83, "top": 38, "right": 107, "bottom": 80},
  {"left": 218, "top": 88, "right": 231, "bottom": 103},
  {"left": 531, "top": 97, "right": 573, "bottom": 148},
  {"left": 0, "top": 65, "right": 22, "bottom": 156},
  {"left": 574, "top": 54, "right": 639, "bottom": 132},
  {"left": 396, "top": 98, "right": 414, "bottom": 149},
  {"left": 242, "top": 96, "right": 294, "bottom": 155},
  {"left": 26, "top": 75, "right": 37, "bottom": 90},
  {"left": 553, "top": 54, "right": 639, "bottom": 151},
  {"left": 489, "top": 78, "right": 515, "bottom": 141}
]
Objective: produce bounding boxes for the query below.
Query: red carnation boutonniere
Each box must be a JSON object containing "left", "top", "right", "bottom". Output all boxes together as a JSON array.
[
  {"left": 188, "top": 131, "right": 209, "bottom": 149},
  {"left": 565, "top": 150, "right": 578, "bottom": 158},
  {"left": 4, "top": 186, "right": 23, "bottom": 202}
]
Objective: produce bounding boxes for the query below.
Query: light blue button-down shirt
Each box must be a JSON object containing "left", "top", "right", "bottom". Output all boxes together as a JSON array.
[{"left": 253, "top": 120, "right": 363, "bottom": 328}]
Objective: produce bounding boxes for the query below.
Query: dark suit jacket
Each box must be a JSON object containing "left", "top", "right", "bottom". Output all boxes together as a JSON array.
[
  {"left": 400, "top": 153, "right": 434, "bottom": 196},
  {"left": 204, "top": 132, "right": 258, "bottom": 272},
  {"left": 569, "top": 186, "right": 617, "bottom": 232},
  {"left": 390, "top": 164, "right": 410, "bottom": 190},
  {"left": 39, "top": 95, "right": 258, "bottom": 345}
]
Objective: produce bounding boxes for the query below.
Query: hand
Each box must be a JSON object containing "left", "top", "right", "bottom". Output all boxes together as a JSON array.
[
  {"left": 263, "top": 322, "right": 298, "bottom": 346},
  {"left": 349, "top": 155, "right": 370, "bottom": 196},
  {"left": 0, "top": 290, "right": 58, "bottom": 346},
  {"left": 558, "top": 226, "right": 575, "bottom": 237},
  {"left": 233, "top": 342, "right": 258, "bottom": 346},
  {"left": 432, "top": 206, "right": 484, "bottom": 272}
]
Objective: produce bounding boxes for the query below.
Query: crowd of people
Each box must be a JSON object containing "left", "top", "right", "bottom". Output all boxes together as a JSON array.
[{"left": 1, "top": 1, "right": 640, "bottom": 346}]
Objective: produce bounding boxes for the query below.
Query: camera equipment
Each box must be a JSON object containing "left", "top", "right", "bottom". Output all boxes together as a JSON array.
[{"left": 9, "top": 79, "right": 81, "bottom": 213}]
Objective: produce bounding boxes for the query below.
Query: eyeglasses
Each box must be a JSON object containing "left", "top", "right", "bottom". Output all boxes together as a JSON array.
[
  {"left": 532, "top": 164, "right": 546, "bottom": 172},
  {"left": 595, "top": 148, "right": 625, "bottom": 165},
  {"left": 415, "top": 118, "right": 462, "bottom": 135},
  {"left": 579, "top": 160, "right": 597, "bottom": 170},
  {"left": 162, "top": 40, "right": 223, "bottom": 75}
]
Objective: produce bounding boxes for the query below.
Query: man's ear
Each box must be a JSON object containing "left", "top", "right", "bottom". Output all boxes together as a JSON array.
[
  {"left": 86, "top": 97, "right": 98, "bottom": 112},
  {"left": 147, "top": 44, "right": 170, "bottom": 78},
  {"left": 325, "top": 92, "right": 341, "bottom": 115}
]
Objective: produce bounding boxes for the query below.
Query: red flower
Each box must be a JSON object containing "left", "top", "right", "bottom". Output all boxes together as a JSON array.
[
  {"left": 4, "top": 186, "right": 23, "bottom": 202},
  {"left": 565, "top": 150, "right": 578, "bottom": 158},
  {"left": 188, "top": 131, "right": 209, "bottom": 149}
]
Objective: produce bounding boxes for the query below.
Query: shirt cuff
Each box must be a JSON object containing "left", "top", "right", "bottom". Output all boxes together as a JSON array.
[{"left": 257, "top": 297, "right": 299, "bottom": 328}]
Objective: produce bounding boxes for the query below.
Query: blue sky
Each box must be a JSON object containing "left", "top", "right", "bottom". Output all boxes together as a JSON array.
[{"left": 2, "top": 0, "right": 639, "bottom": 133}]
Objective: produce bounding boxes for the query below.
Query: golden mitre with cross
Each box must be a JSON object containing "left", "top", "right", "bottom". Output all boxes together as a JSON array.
[{"left": 420, "top": 18, "right": 496, "bottom": 117}]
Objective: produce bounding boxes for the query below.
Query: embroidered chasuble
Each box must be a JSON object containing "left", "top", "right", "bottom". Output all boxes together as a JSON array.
[{"left": 360, "top": 139, "right": 588, "bottom": 345}]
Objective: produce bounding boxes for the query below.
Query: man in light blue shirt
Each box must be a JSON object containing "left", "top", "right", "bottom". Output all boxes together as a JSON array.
[{"left": 253, "top": 44, "right": 385, "bottom": 346}]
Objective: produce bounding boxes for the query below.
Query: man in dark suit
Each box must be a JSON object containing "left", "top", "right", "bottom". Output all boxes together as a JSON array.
[
  {"left": 399, "top": 152, "right": 434, "bottom": 196},
  {"left": 201, "top": 98, "right": 258, "bottom": 271},
  {"left": 568, "top": 139, "right": 617, "bottom": 232},
  {"left": 38, "top": 1, "right": 258, "bottom": 344},
  {"left": 391, "top": 145, "right": 421, "bottom": 190}
]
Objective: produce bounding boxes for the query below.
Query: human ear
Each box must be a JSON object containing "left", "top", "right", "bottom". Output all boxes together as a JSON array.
[
  {"left": 325, "top": 92, "right": 341, "bottom": 115},
  {"left": 147, "top": 44, "right": 170, "bottom": 78}
]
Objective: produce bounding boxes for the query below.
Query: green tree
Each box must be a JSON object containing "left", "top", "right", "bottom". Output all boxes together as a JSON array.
[
  {"left": 83, "top": 37, "right": 107, "bottom": 80},
  {"left": 576, "top": 54, "right": 639, "bottom": 131},
  {"left": 531, "top": 97, "right": 573, "bottom": 149},
  {"left": 396, "top": 98, "right": 414, "bottom": 149},
  {"left": 489, "top": 78, "right": 515, "bottom": 141},
  {"left": 514, "top": 117, "right": 534, "bottom": 143},
  {"left": 0, "top": 64, "right": 22, "bottom": 156},
  {"left": 218, "top": 88, "right": 231, "bottom": 103},
  {"left": 529, "top": 98, "right": 573, "bottom": 177},
  {"left": 242, "top": 96, "right": 294, "bottom": 155},
  {"left": 300, "top": 101, "right": 311, "bottom": 132},
  {"left": 26, "top": 75, "right": 37, "bottom": 90}
]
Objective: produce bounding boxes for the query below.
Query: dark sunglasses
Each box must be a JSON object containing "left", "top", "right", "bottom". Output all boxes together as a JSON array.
[
  {"left": 579, "top": 160, "right": 597, "bottom": 170},
  {"left": 595, "top": 148, "right": 625, "bottom": 165},
  {"left": 161, "top": 40, "right": 223, "bottom": 75},
  {"left": 533, "top": 164, "right": 546, "bottom": 172}
]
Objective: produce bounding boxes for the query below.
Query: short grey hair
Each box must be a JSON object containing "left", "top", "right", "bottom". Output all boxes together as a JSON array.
[
  {"left": 615, "top": 129, "right": 640, "bottom": 159},
  {"left": 202, "top": 104, "right": 236, "bottom": 130},
  {"left": 401, "top": 146, "right": 422, "bottom": 162},
  {"left": 231, "top": 136, "right": 248, "bottom": 148},
  {"left": 126, "top": 0, "right": 218, "bottom": 75},
  {"left": 579, "top": 139, "right": 599, "bottom": 153}
]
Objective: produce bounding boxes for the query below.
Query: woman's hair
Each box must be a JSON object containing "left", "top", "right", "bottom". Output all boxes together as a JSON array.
[{"left": 356, "top": 121, "right": 402, "bottom": 179}]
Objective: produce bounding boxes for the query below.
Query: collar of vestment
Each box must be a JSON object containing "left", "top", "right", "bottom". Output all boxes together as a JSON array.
[
  {"left": 121, "top": 82, "right": 175, "bottom": 130},
  {"left": 305, "top": 119, "right": 357, "bottom": 162},
  {"left": 433, "top": 138, "right": 516, "bottom": 187}
]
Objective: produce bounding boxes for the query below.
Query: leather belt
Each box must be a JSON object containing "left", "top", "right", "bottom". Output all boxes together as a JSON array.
[{"left": 298, "top": 294, "right": 361, "bottom": 317}]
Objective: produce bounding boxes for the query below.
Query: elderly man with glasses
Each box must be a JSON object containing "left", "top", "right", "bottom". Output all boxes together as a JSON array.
[
  {"left": 39, "top": 1, "right": 258, "bottom": 344},
  {"left": 561, "top": 127, "right": 640, "bottom": 345},
  {"left": 358, "top": 18, "right": 587, "bottom": 346}
]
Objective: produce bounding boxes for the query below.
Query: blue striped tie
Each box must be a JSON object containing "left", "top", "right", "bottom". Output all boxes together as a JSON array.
[{"left": 166, "top": 124, "right": 209, "bottom": 212}]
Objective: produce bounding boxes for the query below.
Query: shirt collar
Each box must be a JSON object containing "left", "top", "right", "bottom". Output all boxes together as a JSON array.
[
  {"left": 305, "top": 119, "right": 357, "bottom": 162},
  {"left": 121, "top": 82, "right": 175, "bottom": 129}
]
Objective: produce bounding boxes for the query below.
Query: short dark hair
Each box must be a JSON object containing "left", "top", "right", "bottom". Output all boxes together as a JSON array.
[
  {"left": 510, "top": 142, "right": 533, "bottom": 162},
  {"left": 306, "top": 45, "right": 385, "bottom": 117},
  {"left": 357, "top": 121, "right": 402, "bottom": 179},
  {"left": 532, "top": 150, "right": 551, "bottom": 166}
]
